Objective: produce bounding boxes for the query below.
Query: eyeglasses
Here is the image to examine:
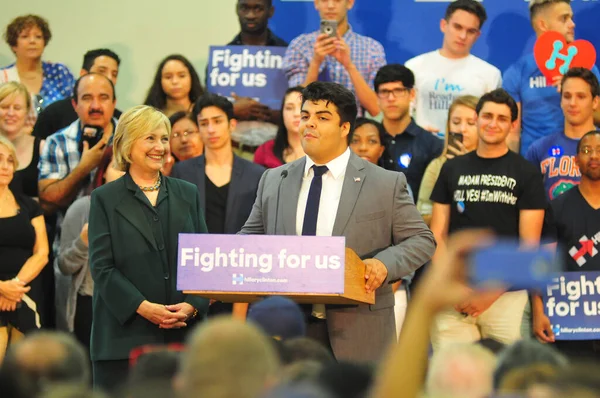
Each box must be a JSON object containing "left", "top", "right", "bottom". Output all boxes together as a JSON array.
[
  {"left": 580, "top": 147, "right": 600, "bottom": 155},
  {"left": 376, "top": 87, "right": 411, "bottom": 99},
  {"left": 172, "top": 130, "right": 199, "bottom": 139}
]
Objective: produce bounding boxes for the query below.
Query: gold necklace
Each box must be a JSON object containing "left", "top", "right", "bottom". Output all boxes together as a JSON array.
[{"left": 139, "top": 175, "right": 161, "bottom": 192}]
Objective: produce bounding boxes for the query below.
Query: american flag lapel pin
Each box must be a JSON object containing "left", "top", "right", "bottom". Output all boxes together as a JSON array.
[{"left": 354, "top": 177, "right": 361, "bottom": 182}]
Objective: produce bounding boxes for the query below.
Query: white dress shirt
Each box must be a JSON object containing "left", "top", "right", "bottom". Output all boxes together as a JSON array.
[{"left": 296, "top": 148, "right": 351, "bottom": 319}]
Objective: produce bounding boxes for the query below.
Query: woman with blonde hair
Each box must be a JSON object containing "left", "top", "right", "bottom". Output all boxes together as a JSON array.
[
  {"left": 0, "top": 82, "right": 44, "bottom": 197},
  {"left": 0, "top": 135, "right": 49, "bottom": 364},
  {"left": 88, "top": 105, "right": 209, "bottom": 392},
  {"left": 416, "top": 95, "right": 479, "bottom": 225}
]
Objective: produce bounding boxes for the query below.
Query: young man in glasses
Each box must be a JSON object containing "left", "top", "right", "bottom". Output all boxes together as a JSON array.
[
  {"left": 405, "top": 0, "right": 501, "bottom": 137},
  {"left": 375, "top": 64, "right": 443, "bottom": 203}
]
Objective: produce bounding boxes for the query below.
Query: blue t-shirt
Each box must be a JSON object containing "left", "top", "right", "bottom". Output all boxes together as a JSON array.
[
  {"left": 525, "top": 132, "right": 580, "bottom": 200},
  {"left": 503, "top": 54, "right": 600, "bottom": 155}
]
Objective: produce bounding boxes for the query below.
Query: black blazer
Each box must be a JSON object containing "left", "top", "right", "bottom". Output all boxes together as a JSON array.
[
  {"left": 171, "top": 154, "right": 265, "bottom": 233},
  {"left": 88, "top": 173, "right": 209, "bottom": 361}
]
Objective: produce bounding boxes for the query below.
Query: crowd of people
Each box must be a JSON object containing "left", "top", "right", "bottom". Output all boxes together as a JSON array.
[{"left": 0, "top": 0, "right": 600, "bottom": 396}]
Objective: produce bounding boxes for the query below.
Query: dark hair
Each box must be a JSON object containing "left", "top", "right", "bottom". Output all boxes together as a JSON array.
[
  {"left": 561, "top": 67, "right": 600, "bottom": 98},
  {"left": 493, "top": 340, "right": 568, "bottom": 389},
  {"left": 4, "top": 14, "right": 52, "bottom": 48},
  {"left": 81, "top": 49, "right": 121, "bottom": 71},
  {"left": 273, "top": 86, "right": 304, "bottom": 164},
  {"left": 238, "top": 0, "right": 272, "bottom": 6},
  {"left": 301, "top": 82, "right": 357, "bottom": 132},
  {"left": 72, "top": 73, "right": 116, "bottom": 104},
  {"left": 475, "top": 88, "right": 519, "bottom": 122},
  {"left": 348, "top": 117, "right": 387, "bottom": 146},
  {"left": 530, "top": 0, "right": 571, "bottom": 21},
  {"left": 143, "top": 54, "right": 204, "bottom": 111},
  {"left": 576, "top": 130, "right": 600, "bottom": 154},
  {"left": 316, "top": 361, "right": 374, "bottom": 398},
  {"left": 374, "top": 64, "right": 415, "bottom": 93},
  {"left": 280, "top": 337, "right": 335, "bottom": 366},
  {"left": 445, "top": 0, "right": 487, "bottom": 29},
  {"left": 169, "top": 111, "right": 196, "bottom": 128},
  {"left": 192, "top": 93, "right": 235, "bottom": 122},
  {"left": 128, "top": 350, "right": 181, "bottom": 385}
]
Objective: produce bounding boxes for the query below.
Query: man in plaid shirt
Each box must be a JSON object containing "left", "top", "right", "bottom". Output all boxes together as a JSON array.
[
  {"left": 38, "top": 73, "right": 117, "bottom": 331},
  {"left": 282, "top": 0, "right": 386, "bottom": 117}
]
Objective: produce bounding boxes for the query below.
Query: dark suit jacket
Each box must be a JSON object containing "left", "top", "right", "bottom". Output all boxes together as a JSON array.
[
  {"left": 88, "top": 173, "right": 209, "bottom": 361},
  {"left": 171, "top": 154, "right": 265, "bottom": 233}
]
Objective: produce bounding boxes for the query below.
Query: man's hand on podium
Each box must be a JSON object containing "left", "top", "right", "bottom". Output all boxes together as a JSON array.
[{"left": 364, "top": 259, "right": 388, "bottom": 293}]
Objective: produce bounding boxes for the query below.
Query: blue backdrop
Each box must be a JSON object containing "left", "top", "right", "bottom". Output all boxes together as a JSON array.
[{"left": 270, "top": 0, "right": 600, "bottom": 73}]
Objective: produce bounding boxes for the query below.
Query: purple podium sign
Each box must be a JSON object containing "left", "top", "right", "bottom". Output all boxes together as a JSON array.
[{"left": 177, "top": 234, "right": 346, "bottom": 293}]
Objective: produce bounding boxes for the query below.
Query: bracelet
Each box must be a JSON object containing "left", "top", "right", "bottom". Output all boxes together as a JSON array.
[
  {"left": 13, "top": 277, "right": 20, "bottom": 283},
  {"left": 188, "top": 308, "right": 198, "bottom": 320}
]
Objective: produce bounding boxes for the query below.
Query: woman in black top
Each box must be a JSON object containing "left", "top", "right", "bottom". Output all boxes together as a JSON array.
[
  {"left": 0, "top": 82, "right": 44, "bottom": 198},
  {"left": 0, "top": 135, "right": 49, "bottom": 363}
]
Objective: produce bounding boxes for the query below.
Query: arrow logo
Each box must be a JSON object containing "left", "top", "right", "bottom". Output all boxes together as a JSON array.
[{"left": 569, "top": 236, "right": 598, "bottom": 266}]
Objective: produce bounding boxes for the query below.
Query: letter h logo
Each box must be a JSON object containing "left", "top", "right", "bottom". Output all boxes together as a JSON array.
[
  {"left": 546, "top": 40, "right": 578, "bottom": 75},
  {"left": 232, "top": 274, "right": 244, "bottom": 285}
]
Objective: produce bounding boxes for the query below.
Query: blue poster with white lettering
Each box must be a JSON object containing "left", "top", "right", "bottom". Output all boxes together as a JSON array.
[
  {"left": 543, "top": 272, "right": 600, "bottom": 340},
  {"left": 206, "top": 45, "right": 288, "bottom": 110}
]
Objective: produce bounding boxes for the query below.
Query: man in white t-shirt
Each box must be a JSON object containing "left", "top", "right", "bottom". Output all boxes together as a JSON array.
[{"left": 405, "top": 0, "right": 501, "bottom": 136}]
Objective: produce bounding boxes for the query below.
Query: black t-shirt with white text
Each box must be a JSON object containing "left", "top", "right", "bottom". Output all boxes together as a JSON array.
[
  {"left": 431, "top": 150, "right": 547, "bottom": 237},
  {"left": 551, "top": 187, "right": 600, "bottom": 272}
]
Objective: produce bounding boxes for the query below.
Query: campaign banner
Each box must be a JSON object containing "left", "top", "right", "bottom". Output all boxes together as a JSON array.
[
  {"left": 177, "top": 234, "right": 346, "bottom": 294},
  {"left": 206, "top": 46, "right": 288, "bottom": 110},
  {"left": 543, "top": 271, "right": 600, "bottom": 340}
]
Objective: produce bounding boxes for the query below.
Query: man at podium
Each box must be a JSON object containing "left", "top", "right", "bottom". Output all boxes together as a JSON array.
[{"left": 240, "top": 81, "right": 435, "bottom": 362}]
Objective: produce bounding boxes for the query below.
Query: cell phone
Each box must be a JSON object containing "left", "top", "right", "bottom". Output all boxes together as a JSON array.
[
  {"left": 447, "top": 132, "right": 463, "bottom": 150},
  {"left": 78, "top": 125, "right": 103, "bottom": 153},
  {"left": 469, "top": 241, "right": 563, "bottom": 291},
  {"left": 320, "top": 20, "right": 337, "bottom": 38}
]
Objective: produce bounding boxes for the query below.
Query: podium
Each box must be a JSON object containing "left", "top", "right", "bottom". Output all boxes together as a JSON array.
[{"left": 177, "top": 234, "right": 375, "bottom": 305}]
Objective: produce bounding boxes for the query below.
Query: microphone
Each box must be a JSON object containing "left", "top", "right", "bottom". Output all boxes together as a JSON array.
[{"left": 274, "top": 170, "right": 288, "bottom": 234}]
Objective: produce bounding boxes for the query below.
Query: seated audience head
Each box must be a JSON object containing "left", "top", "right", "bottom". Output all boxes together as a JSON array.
[
  {"left": 248, "top": 296, "right": 306, "bottom": 340},
  {"left": 561, "top": 67, "right": 600, "bottom": 127},
  {"left": 549, "top": 361, "right": 600, "bottom": 397},
  {"left": 71, "top": 73, "right": 116, "bottom": 131},
  {"left": 265, "top": 383, "right": 331, "bottom": 398},
  {"left": 112, "top": 105, "right": 170, "bottom": 173},
  {"left": 313, "top": 0, "right": 354, "bottom": 25},
  {"left": 237, "top": 0, "right": 274, "bottom": 35},
  {"left": 177, "top": 317, "right": 280, "bottom": 398},
  {"left": 426, "top": 343, "right": 496, "bottom": 398},
  {"left": 493, "top": 339, "right": 568, "bottom": 389},
  {"left": 300, "top": 81, "right": 357, "bottom": 165},
  {"left": 80, "top": 49, "right": 121, "bottom": 86},
  {"left": 374, "top": 64, "right": 415, "bottom": 122},
  {"left": 442, "top": 95, "right": 479, "bottom": 156},
  {"left": 38, "top": 384, "right": 108, "bottom": 398},
  {"left": 1, "top": 331, "right": 90, "bottom": 397},
  {"left": 273, "top": 86, "right": 303, "bottom": 163},
  {"left": 529, "top": 0, "right": 574, "bottom": 42},
  {"left": 0, "top": 81, "right": 31, "bottom": 139},
  {"left": 280, "top": 337, "right": 335, "bottom": 366},
  {"left": 316, "top": 361, "right": 374, "bottom": 398},
  {"left": 3, "top": 15, "right": 51, "bottom": 59},
  {"left": 192, "top": 93, "right": 236, "bottom": 152},
  {"left": 475, "top": 89, "right": 518, "bottom": 147},
  {"left": 129, "top": 349, "right": 181, "bottom": 385},
  {"left": 440, "top": 0, "right": 487, "bottom": 58},
  {"left": 144, "top": 54, "right": 203, "bottom": 113},
  {"left": 168, "top": 111, "right": 203, "bottom": 161},
  {"left": 497, "top": 363, "right": 558, "bottom": 396},
  {"left": 280, "top": 360, "right": 324, "bottom": 385},
  {"left": 349, "top": 118, "right": 386, "bottom": 165}
]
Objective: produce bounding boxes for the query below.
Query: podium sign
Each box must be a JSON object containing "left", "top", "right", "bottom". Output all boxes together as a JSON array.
[{"left": 178, "top": 234, "right": 345, "bottom": 294}]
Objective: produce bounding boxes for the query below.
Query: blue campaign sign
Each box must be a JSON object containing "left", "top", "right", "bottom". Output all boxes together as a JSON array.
[
  {"left": 206, "top": 45, "right": 288, "bottom": 110},
  {"left": 543, "top": 272, "right": 600, "bottom": 340}
]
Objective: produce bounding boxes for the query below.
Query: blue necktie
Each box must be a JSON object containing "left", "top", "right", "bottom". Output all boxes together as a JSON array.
[{"left": 302, "top": 165, "right": 329, "bottom": 236}]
